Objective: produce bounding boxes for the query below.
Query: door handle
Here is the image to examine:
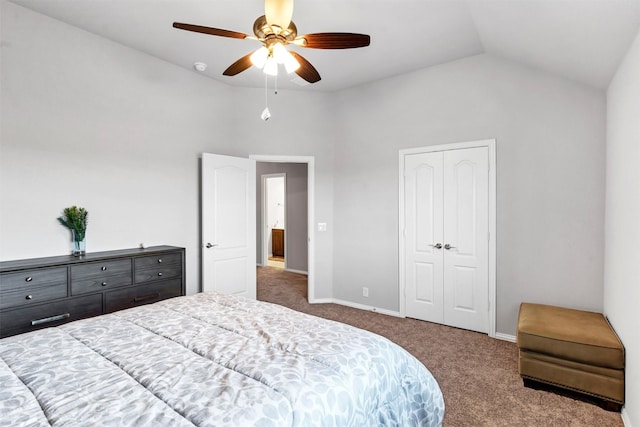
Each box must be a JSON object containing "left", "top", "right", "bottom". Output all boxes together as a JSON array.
[
  {"left": 205, "top": 243, "right": 218, "bottom": 249},
  {"left": 444, "top": 244, "right": 456, "bottom": 250},
  {"left": 429, "top": 243, "right": 442, "bottom": 249}
]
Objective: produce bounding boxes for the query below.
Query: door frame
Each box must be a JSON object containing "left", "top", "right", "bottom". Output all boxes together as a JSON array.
[
  {"left": 261, "top": 173, "right": 287, "bottom": 267},
  {"left": 250, "top": 155, "right": 315, "bottom": 303},
  {"left": 398, "top": 139, "right": 497, "bottom": 337}
]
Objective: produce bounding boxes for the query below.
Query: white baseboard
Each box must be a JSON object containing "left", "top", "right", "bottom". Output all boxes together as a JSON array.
[
  {"left": 309, "top": 300, "right": 526, "bottom": 336},
  {"left": 622, "top": 407, "right": 632, "bottom": 427},
  {"left": 311, "top": 298, "right": 403, "bottom": 318},
  {"left": 495, "top": 332, "right": 516, "bottom": 342},
  {"left": 284, "top": 268, "right": 308, "bottom": 275},
  {"left": 308, "top": 297, "right": 333, "bottom": 304}
]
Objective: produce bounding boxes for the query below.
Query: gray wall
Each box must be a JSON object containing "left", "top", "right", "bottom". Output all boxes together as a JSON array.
[
  {"left": 256, "top": 162, "right": 308, "bottom": 273},
  {"left": 332, "top": 54, "right": 606, "bottom": 335},
  {"left": 605, "top": 28, "right": 640, "bottom": 426},
  {"left": 0, "top": 2, "right": 614, "bottom": 340},
  {"left": 0, "top": 2, "right": 336, "bottom": 297},
  {"left": 1, "top": 1, "right": 230, "bottom": 295}
]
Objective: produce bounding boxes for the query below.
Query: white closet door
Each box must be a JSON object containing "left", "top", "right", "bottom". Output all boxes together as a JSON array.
[
  {"left": 443, "top": 147, "right": 489, "bottom": 333},
  {"left": 404, "top": 152, "right": 444, "bottom": 323},
  {"left": 403, "top": 146, "right": 489, "bottom": 334}
]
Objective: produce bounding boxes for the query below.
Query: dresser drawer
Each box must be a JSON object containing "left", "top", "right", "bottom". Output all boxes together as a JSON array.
[
  {"left": 0, "top": 282, "right": 67, "bottom": 310},
  {"left": 134, "top": 253, "right": 182, "bottom": 284},
  {"left": 0, "top": 267, "right": 67, "bottom": 292},
  {"left": 71, "top": 259, "right": 132, "bottom": 295},
  {"left": 0, "top": 294, "right": 102, "bottom": 338},
  {"left": 105, "top": 279, "right": 182, "bottom": 313}
]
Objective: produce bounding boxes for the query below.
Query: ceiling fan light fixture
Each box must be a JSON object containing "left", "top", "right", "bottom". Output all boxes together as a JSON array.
[
  {"left": 272, "top": 42, "right": 288, "bottom": 64},
  {"left": 263, "top": 56, "right": 278, "bottom": 76},
  {"left": 265, "top": 0, "right": 294, "bottom": 33},
  {"left": 284, "top": 53, "right": 300, "bottom": 73},
  {"left": 271, "top": 42, "right": 299, "bottom": 73},
  {"left": 250, "top": 46, "right": 270, "bottom": 69}
]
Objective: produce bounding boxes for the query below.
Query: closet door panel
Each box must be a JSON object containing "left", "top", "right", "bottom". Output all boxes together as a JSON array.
[
  {"left": 443, "top": 147, "right": 489, "bottom": 333},
  {"left": 404, "top": 152, "right": 444, "bottom": 323}
]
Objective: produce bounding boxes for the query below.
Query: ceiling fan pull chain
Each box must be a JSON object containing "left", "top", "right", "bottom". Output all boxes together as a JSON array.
[
  {"left": 265, "top": 72, "right": 268, "bottom": 107},
  {"left": 261, "top": 73, "right": 271, "bottom": 121},
  {"left": 275, "top": 73, "right": 278, "bottom": 95}
]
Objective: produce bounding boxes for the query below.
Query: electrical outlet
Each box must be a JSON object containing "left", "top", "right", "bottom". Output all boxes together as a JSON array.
[{"left": 362, "top": 287, "right": 369, "bottom": 297}]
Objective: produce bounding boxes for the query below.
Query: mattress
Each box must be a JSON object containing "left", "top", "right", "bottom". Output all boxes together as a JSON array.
[{"left": 0, "top": 292, "right": 444, "bottom": 426}]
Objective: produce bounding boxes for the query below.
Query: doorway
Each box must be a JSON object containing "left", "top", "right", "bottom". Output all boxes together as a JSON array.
[
  {"left": 399, "top": 139, "right": 496, "bottom": 337},
  {"left": 251, "top": 155, "right": 315, "bottom": 302},
  {"left": 263, "top": 173, "right": 286, "bottom": 269}
]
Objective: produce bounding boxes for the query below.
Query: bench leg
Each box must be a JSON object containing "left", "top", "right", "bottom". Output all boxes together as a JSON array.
[
  {"left": 600, "top": 400, "right": 623, "bottom": 412},
  {"left": 522, "top": 378, "right": 622, "bottom": 412}
]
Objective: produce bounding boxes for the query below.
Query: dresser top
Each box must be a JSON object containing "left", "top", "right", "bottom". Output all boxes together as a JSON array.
[{"left": 0, "top": 246, "right": 184, "bottom": 272}]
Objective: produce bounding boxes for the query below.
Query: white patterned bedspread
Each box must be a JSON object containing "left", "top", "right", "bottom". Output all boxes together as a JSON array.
[{"left": 0, "top": 292, "right": 444, "bottom": 426}]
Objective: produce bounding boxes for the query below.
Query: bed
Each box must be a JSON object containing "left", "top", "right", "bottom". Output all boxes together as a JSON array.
[{"left": 0, "top": 292, "right": 445, "bottom": 426}]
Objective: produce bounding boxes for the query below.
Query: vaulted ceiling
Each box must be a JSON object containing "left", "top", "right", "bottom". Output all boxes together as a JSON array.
[{"left": 9, "top": 0, "right": 640, "bottom": 91}]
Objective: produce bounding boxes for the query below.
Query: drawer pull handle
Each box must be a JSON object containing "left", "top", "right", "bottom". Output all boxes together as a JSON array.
[
  {"left": 101, "top": 266, "right": 107, "bottom": 271},
  {"left": 158, "top": 259, "right": 162, "bottom": 263},
  {"left": 101, "top": 282, "right": 108, "bottom": 286},
  {"left": 134, "top": 293, "right": 160, "bottom": 303},
  {"left": 25, "top": 294, "right": 33, "bottom": 300},
  {"left": 25, "top": 277, "right": 33, "bottom": 282},
  {"left": 157, "top": 272, "right": 163, "bottom": 277},
  {"left": 31, "top": 313, "right": 70, "bottom": 326}
]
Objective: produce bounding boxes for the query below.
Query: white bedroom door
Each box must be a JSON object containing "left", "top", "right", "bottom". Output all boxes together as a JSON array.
[
  {"left": 403, "top": 146, "right": 489, "bottom": 333},
  {"left": 201, "top": 153, "right": 256, "bottom": 299}
]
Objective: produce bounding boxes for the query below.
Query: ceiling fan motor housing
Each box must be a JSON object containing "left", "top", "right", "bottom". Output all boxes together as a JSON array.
[{"left": 253, "top": 15, "right": 298, "bottom": 47}]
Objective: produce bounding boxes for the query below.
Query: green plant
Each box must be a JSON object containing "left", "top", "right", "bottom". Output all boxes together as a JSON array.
[{"left": 58, "top": 206, "right": 88, "bottom": 241}]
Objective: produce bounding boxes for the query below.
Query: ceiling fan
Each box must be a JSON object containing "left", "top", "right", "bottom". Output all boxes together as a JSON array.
[{"left": 173, "top": 0, "right": 370, "bottom": 84}]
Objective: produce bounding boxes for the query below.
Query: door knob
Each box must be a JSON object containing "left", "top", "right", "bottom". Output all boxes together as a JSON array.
[
  {"left": 429, "top": 243, "right": 442, "bottom": 249},
  {"left": 444, "top": 244, "right": 456, "bottom": 250},
  {"left": 205, "top": 243, "right": 218, "bottom": 249}
]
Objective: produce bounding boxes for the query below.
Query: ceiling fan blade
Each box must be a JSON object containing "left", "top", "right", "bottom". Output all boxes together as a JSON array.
[
  {"left": 173, "top": 22, "right": 248, "bottom": 40},
  {"left": 223, "top": 53, "right": 254, "bottom": 76},
  {"left": 289, "top": 51, "right": 321, "bottom": 84},
  {"left": 295, "top": 33, "right": 370, "bottom": 49},
  {"left": 265, "top": 0, "right": 294, "bottom": 31}
]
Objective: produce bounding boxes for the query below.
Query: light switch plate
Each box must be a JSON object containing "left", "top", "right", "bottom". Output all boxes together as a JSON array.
[{"left": 317, "top": 222, "right": 327, "bottom": 232}]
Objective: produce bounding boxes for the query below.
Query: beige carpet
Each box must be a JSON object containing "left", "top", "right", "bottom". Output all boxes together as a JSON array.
[{"left": 257, "top": 266, "right": 624, "bottom": 427}]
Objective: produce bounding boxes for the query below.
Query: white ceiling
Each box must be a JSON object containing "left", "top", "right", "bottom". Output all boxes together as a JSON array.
[{"left": 9, "top": 0, "right": 640, "bottom": 92}]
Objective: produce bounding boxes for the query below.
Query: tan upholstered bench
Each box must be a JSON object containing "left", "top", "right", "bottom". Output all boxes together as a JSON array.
[{"left": 517, "top": 303, "right": 625, "bottom": 411}]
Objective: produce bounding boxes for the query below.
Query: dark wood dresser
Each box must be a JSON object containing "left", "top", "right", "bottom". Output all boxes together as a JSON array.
[{"left": 0, "top": 246, "right": 185, "bottom": 338}]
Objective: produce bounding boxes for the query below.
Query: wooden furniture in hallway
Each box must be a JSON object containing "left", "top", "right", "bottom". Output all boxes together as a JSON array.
[{"left": 272, "top": 228, "right": 284, "bottom": 257}]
